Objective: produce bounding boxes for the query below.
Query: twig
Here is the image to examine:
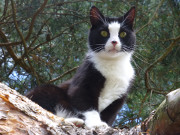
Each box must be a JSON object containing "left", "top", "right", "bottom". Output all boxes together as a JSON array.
[
  {"left": 48, "top": 66, "right": 79, "bottom": 83},
  {"left": 25, "top": 0, "right": 48, "bottom": 41},
  {"left": 46, "top": 0, "right": 102, "bottom": 8},
  {"left": 0, "top": 0, "right": 9, "bottom": 21},
  {"left": 29, "top": 20, "right": 87, "bottom": 53},
  {"left": 10, "top": 0, "right": 28, "bottom": 53},
  {"left": 28, "top": 18, "right": 51, "bottom": 49}
]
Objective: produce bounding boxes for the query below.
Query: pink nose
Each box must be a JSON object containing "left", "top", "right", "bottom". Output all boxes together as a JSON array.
[{"left": 112, "top": 41, "right": 117, "bottom": 47}]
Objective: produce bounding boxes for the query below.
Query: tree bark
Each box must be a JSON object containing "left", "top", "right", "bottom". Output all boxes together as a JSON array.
[
  {"left": 0, "top": 83, "right": 180, "bottom": 135},
  {"left": 0, "top": 83, "right": 141, "bottom": 135},
  {"left": 141, "top": 88, "right": 180, "bottom": 135}
]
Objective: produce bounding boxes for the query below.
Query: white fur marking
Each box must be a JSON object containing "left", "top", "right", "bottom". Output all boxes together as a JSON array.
[
  {"left": 56, "top": 107, "right": 84, "bottom": 127},
  {"left": 55, "top": 106, "right": 75, "bottom": 118},
  {"left": 92, "top": 53, "right": 134, "bottom": 112},
  {"left": 83, "top": 110, "right": 109, "bottom": 130},
  {"left": 105, "top": 22, "right": 121, "bottom": 53},
  {"left": 65, "top": 118, "right": 84, "bottom": 126}
]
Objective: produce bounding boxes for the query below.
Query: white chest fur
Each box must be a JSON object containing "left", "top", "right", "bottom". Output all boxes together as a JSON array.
[{"left": 90, "top": 52, "right": 135, "bottom": 112}]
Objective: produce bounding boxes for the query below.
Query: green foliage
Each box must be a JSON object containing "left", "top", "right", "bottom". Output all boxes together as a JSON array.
[{"left": 0, "top": 0, "right": 179, "bottom": 128}]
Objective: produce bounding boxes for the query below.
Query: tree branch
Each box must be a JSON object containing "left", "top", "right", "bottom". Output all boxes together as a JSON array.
[
  {"left": 0, "top": 28, "right": 31, "bottom": 73},
  {"left": 25, "top": 0, "right": 48, "bottom": 41},
  {"left": 145, "top": 35, "right": 180, "bottom": 92},
  {"left": 11, "top": 0, "right": 41, "bottom": 84},
  {"left": 10, "top": 0, "right": 28, "bottom": 53},
  {"left": 0, "top": 0, "right": 48, "bottom": 47},
  {"left": 48, "top": 66, "right": 79, "bottom": 83},
  {"left": 0, "top": 83, "right": 142, "bottom": 135},
  {"left": 29, "top": 19, "right": 87, "bottom": 53},
  {"left": 138, "top": 35, "right": 180, "bottom": 118},
  {"left": 0, "top": 0, "right": 9, "bottom": 21}
]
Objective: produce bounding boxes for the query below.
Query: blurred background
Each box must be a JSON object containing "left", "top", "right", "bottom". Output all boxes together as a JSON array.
[{"left": 0, "top": 0, "right": 179, "bottom": 128}]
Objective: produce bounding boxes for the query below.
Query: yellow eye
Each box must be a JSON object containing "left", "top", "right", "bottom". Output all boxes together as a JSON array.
[
  {"left": 119, "top": 32, "right": 127, "bottom": 38},
  {"left": 100, "top": 31, "right": 108, "bottom": 37}
]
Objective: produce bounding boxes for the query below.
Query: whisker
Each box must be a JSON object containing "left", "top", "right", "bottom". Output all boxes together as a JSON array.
[
  {"left": 121, "top": 24, "right": 129, "bottom": 29},
  {"left": 121, "top": 12, "right": 132, "bottom": 26},
  {"left": 133, "top": 54, "right": 150, "bottom": 65},
  {"left": 134, "top": 52, "right": 148, "bottom": 59},
  {"left": 92, "top": 46, "right": 104, "bottom": 52},
  {"left": 132, "top": 58, "right": 142, "bottom": 70},
  {"left": 135, "top": 48, "right": 148, "bottom": 51},
  {"left": 89, "top": 44, "right": 105, "bottom": 46},
  {"left": 120, "top": 51, "right": 142, "bottom": 70}
]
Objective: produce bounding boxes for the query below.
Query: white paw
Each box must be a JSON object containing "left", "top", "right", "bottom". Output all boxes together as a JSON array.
[
  {"left": 83, "top": 110, "right": 109, "bottom": 131},
  {"left": 64, "top": 117, "right": 84, "bottom": 127},
  {"left": 85, "top": 120, "right": 109, "bottom": 131}
]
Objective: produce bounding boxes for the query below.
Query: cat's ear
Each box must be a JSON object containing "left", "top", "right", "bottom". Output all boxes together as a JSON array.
[
  {"left": 90, "top": 6, "right": 104, "bottom": 26},
  {"left": 122, "top": 6, "right": 135, "bottom": 29}
]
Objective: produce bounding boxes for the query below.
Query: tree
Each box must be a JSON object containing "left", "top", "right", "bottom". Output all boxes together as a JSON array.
[{"left": 0, "top": 0, "right": 180, "bottom": 128}]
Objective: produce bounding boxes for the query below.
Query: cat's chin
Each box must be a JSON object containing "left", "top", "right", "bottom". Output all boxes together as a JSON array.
[
  {"left": 108, "top": 49, "right": 119, "bottom": 53},
  {"left": 94, "top": 51, "right": 132, "bottom": 60}
]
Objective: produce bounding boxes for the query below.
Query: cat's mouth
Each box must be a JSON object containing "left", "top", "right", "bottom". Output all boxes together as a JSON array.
[{"left": 107, "top": 48, "right": 119, "bottom": 53}]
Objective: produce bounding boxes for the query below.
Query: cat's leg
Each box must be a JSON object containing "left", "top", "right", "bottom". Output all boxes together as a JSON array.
[
  {"left": 26, "top": 84, "right": 70, "bottom": 113},
  {"left": 55, "top": 107, "right": 84, "bottom": 127},
  {"left": 64, "top": 118, "right": 84, "bottom": 127},
  {"left": 100, "top": 95, "right": 127, "bottom": 126},
  {"left": 83, "top": 110, "right": 109, "bottom": 130}
]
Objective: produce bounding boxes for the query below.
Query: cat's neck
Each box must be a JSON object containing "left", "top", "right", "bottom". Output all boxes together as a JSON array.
[
  {"left": 87, "top": 51, "right": 133, "bottom": 64},
  {"left": 87, "top": 50, "right": 134, "bottom": 80}
]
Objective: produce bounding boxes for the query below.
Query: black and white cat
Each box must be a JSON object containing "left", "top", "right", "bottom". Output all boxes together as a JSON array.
[{"left": 27, "top": 6, "right": 136, "bottom": 129}]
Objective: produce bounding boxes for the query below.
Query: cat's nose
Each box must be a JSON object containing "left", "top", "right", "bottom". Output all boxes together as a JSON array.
[{"left": 112, "top": 41, "right": 117, "bottom": 47}]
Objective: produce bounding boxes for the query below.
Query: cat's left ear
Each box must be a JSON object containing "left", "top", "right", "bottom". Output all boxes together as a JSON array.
[
  {"left": 90, "top": 6, "right": 105, "bottom": 27},
  {"left": 122, "top": 6, "right": 136, "bottom": 29}
]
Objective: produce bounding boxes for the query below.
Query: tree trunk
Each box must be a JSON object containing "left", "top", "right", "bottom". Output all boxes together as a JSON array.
[
  {"left": 141, "top": 88, "right": 180, "bottom": 135},
  {"left": 0, "top": 83, "right": 179, "bottom": 135}
]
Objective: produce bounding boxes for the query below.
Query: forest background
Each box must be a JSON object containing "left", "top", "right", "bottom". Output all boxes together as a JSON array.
[{"left": 0, "top": 0, "right": 179, "bottom": 128}]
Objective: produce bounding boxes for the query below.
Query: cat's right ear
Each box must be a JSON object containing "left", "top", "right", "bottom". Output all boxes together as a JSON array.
[
  {"left": 90, "top": 6, "right": 104, "bottom": 26},
  {"left": 122, "top": 6, "right": 136, "bottom": 30}
]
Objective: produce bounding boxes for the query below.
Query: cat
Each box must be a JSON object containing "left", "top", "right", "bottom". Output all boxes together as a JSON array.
[{"left": 27, "top": 6, "right": 136, "bottom": 130}]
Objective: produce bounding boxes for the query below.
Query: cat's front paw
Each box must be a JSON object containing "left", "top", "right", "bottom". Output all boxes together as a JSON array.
[
  {"left": 83, "top": 110, "right": 109, "bottom": 131},
  {"left": 85, "top": 120, "right": 109, "bottom": 131},
  {"left": 65, "top": 117, "right": 84, "bottom": 127}
]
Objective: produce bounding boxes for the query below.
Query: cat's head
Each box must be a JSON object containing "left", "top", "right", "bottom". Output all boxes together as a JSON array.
[{"left": 88, "top": 6, "right": 136, "bottom": 59}]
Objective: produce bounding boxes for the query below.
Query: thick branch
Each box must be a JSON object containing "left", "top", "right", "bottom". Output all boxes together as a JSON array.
[
  {"left": 0, "top": 83, "right": 141, "bottom": 135},
  {"left": 141, "top": 88, "right": 180, "bottom": 135}
]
